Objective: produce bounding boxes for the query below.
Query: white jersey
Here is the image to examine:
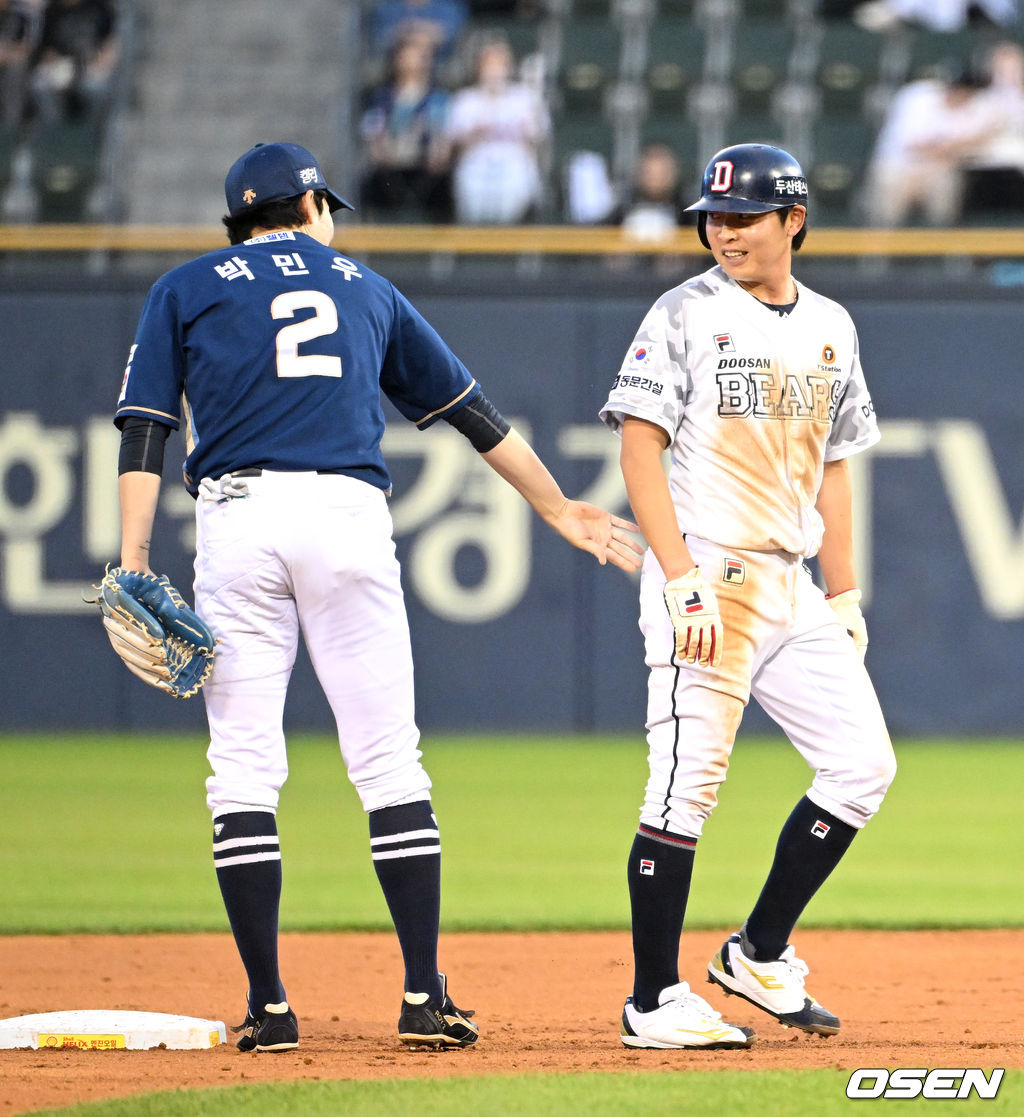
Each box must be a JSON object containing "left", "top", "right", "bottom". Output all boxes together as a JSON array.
[{"left": 600, "top": 265, "right": 879, "bottom": 557}]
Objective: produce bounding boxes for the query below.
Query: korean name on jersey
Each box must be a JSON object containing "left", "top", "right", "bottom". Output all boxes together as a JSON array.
[{"left": 115, "top": 231, "right": 477, "bottom": 495}]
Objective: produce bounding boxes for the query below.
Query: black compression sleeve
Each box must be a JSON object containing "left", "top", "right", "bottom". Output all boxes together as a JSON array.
[
  {"left": 443, "top": 391, "right": 511, "bottom": 453},
  {"left": 118, "top": 416, "right": 171, "bottom": 475}
]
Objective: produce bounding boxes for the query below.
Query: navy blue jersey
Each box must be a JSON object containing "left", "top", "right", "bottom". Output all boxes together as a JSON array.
[{"left": 115, "top": 230, "right": 477, "bottom": 494}]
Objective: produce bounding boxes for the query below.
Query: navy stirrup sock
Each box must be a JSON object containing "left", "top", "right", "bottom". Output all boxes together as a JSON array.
[
  {"left": 212, "top": 810, "right": 285, "bottom": 1011},
  {"left": 369, "top": 800, "right": 443, "bottom": 1001}
]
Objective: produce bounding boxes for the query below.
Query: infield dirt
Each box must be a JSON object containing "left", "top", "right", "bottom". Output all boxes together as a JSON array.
[{"left": 1, "top": 929, "right": 1021, "bottom": 1114}]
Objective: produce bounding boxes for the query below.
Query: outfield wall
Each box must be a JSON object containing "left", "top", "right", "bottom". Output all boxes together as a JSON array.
[{"left": 2, "top": 279, "right": 1022, "bottom": 736}]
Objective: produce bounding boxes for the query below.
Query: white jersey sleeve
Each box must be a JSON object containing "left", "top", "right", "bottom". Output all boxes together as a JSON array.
[
  {"left": 599, "top": 292, "right": 688, "bottom": 441},
  {"left": 599, "top": 266, "right": 880, "bottom": 558}
]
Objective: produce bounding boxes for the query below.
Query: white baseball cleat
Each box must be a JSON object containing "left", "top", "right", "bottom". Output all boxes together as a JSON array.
[
  {"left": 707, "top": 931, "right": 840, "bottom": 1036},
  {"left": 620, "top": 981, "right": 756, "bottom": 1049}
]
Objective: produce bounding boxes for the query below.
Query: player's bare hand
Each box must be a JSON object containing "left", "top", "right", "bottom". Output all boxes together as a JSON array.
[
  {"left": 550, "top": 500, "right": 643, "bottom": 573},
  {"left": 663, "top": 567, "right": 723, "bottom": 667},
  {"left": 826, "top": 588, "right": 868, "bottom": 659}
]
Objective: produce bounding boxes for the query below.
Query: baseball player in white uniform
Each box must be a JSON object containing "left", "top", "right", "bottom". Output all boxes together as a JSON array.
[{"left": 600, "top": 144, "right": 897, "bottom": 1049}]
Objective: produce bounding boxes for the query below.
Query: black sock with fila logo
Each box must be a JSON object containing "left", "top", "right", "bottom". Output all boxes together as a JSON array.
[
  {"left": 627, "top": 824, "right": 698, "bottom": 1012},
  {"left": 743, "top": 795, "right": 857, "bottom": 962}
]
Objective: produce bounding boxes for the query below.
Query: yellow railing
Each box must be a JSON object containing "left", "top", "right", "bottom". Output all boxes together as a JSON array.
[{"left": 3, "top": 224, "right": 1024, "bottom": 256}]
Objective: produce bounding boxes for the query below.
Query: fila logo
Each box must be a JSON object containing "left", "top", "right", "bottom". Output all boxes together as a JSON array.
[
  {"left": 811, "top": 820, "right": 830, "bottom": 839},
  {"left": 684, "top": 591, "right": 703, "bottom": 613},
  {"left": 714, "top": 333, "right": 735, "bottom": 353},
  {"left": 723, "top": 558, "right": 745, "bottom": 584},
  {"left": 640, "top": 859, "right": 655, "bottom": 876},
  {"left": 710, "top": 160, "right": 734, "bottom": 192}
]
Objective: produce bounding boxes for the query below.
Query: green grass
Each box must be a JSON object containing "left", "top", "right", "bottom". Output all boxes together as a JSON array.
[
  {"left": 28, "top": 1069, "right": 1023, "bottom": 1117},
  {"left": 2, "top": 734, "right": 1022, "bottom": 932}
]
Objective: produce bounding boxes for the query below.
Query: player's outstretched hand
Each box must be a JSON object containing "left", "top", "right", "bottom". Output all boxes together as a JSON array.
[
  {"left": 548, "top": 500, "right": 643, "bottom": 573},
  {"left": 663, "top": 567, "right": 723, "bottom": 667},
  {"left": 827, "top": 588, "right": 868, "bottom": 659}
]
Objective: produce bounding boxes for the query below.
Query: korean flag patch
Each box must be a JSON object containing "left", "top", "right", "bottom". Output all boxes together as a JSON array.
[{"left": 629, "top": 342, "right": 654, "bottom": 368}]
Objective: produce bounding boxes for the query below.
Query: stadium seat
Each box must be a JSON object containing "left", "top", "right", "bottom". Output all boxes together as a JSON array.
[
  {"left": 730, "top": 21, "right": 797, "bottom": 116},
  {"left": 809, "top": 116, "right": 875, "bottom": 225},
  {"left": 728, "top": 113, "right": 786, "bottom": 148},
  {"left": 645, "top": 17, "right": 708, "bottom": 115},
  {"left": 813, "top": 23, "right": 886, "bottom": 117},
  {"left": 556, "top": 18, "right": 622, "bottom": 113},
  {"left": 902, "top": 26, "right": 1003, "bottom": 83},
  {"left": 29, "top": 120, "right": 103, "bottom": 223}
]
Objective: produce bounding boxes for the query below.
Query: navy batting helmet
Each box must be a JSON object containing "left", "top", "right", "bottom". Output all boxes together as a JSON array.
[{"left": 685, "top": 143, "right": 808, "bottom": 249}]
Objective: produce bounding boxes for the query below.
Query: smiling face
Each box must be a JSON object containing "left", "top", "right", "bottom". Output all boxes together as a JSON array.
[{"left": 705, "top": 206, "right": 806, "bottom": 303}]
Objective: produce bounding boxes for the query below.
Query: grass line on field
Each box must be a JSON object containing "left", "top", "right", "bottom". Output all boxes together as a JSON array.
[
  {"left": 27, "top": 1068, "right": 1024, "bottom": 1117},
  {"left": 2, "top": 734, "right": 1022, "bottom": 933}
]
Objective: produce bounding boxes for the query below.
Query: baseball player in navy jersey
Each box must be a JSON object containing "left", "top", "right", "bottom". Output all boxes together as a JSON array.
[
  {"left": 113, "top": 141, "right": 641, "bottom": 1053},
  {"left": 600, "top": 144, "right": 897, "bottom": 1050}
]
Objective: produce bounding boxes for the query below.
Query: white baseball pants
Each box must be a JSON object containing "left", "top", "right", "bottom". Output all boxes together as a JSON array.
[
  {"left": 193, "top": 471, "right": 431, "bottom": 818},
  {"left": 639, "top": 536, "right": 896, "bottom": 837}
]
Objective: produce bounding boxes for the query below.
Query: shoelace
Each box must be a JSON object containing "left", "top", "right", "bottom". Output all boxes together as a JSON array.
[
  {"left": 776, "top": 946, "right": 810, "bottom": 986},
  {"left": 661, "top": 983, "right": 724, "bottom": 1023}
]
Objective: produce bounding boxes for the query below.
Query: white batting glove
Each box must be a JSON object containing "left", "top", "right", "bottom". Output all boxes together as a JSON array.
[
  {"left": 827, "top": 588, "right": 868, "bottom": 659},
  {"left": 663, "top": 567, "right": 723, "bottom": 668}
]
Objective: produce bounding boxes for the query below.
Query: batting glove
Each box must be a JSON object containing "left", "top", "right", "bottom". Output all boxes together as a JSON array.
[
  {"left": 664, "top": 567, "right": 723, "bottom": 668},
  {"left": 827, "top": 588, "right": 868, "bottom": 659}
]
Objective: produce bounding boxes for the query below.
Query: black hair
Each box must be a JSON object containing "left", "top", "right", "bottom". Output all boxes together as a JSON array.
[{"left": 222, "top": 189, "right": 329, "bottom": 245}]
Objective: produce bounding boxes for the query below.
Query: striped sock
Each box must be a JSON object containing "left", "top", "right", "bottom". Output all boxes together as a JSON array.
[
  {"left": 369, "top": 800, "right": 442, "bottom": 1000},
  {"left": 212, "top": 811, "right": 285, "bottom": 1011}
]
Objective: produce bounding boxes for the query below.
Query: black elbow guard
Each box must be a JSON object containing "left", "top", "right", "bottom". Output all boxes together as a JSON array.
[
  {"left": 117, "top": 416, "right": 171, "bottom": 475},
  {"left": 444, "top": 392, "right": 511, "bottom": 452}
]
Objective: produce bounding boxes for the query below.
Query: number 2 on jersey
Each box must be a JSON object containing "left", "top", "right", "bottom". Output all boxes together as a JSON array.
[{"left": 271, "top": 290, "right": 342, "bottom": 378}]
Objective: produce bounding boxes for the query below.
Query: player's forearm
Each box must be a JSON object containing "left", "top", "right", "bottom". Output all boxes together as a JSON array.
[
  {"left": 118, "top": 470, "right": 162, "bottom": 572},
  {"left": 620, "top": 420, "right": 694, "bottom": 580},
  {"left": 816, "top": 458, "right": 857, "bottom": 594},
  {"left": 480, "top": 427, "right": 570, "bottom": 523}
]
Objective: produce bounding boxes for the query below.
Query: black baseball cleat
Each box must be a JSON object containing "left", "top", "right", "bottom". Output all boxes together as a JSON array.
[
  {"left": 397, "top": 973, "right": 479, "bottom": 1049},
  {"left": 232, "top": 999, "right": 299, "bottom": 1052}
]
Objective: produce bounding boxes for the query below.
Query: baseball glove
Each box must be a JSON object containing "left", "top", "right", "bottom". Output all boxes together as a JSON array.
[{"left": 89, "top": 567, "right": 216, "bottom": 698}]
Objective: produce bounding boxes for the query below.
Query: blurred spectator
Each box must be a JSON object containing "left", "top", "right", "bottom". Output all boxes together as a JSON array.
[
  {"left": 446, "top": 34, "right": 550, "bottom": 223},
  {"left": 563, "top": 148, "right": 615, "bottom": 224},
  {"left": 27, "top": 0, "right": 119, "bottom": 124},
  {"left": 604, "top": 143, "right": 693, "bottom": 275},
  {"left": 0, "top": 0, "right": 32, "bottom": 128},
  {"left": 607, "top": 142, "right": 689, "bottom": 238},
  {"left": 368, "top": 0, "right": 467, "bottom": 65},
  {"left": 962, "top": 40, "right": 1024, "bottom": 216},
  {"left": 852, "top": 0, "right": 1017, "bottom": 31},
  {"left": 863, "top": 65, "right": 1003, "bottom": 226},
  {"left": 359, "top": 33, "right": 453, "bottom": 222}
]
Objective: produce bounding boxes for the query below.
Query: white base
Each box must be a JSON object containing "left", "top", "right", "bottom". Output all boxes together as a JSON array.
[{"left": 0, "top": 1010, "right": 227, "bottom": 1050}]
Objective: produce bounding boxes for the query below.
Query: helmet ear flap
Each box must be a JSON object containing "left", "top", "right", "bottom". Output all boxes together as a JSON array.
[{"left": 697, "top": 212, "right": 710, "bottom": 250}]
